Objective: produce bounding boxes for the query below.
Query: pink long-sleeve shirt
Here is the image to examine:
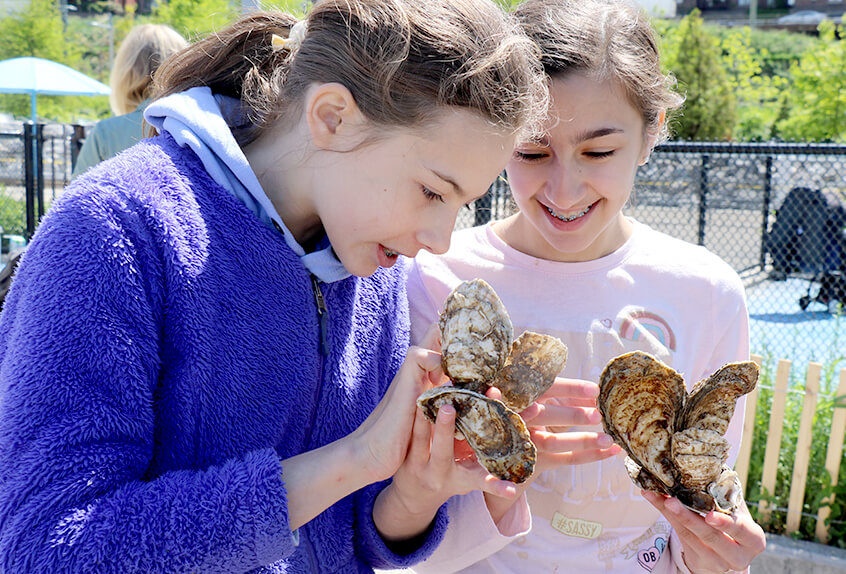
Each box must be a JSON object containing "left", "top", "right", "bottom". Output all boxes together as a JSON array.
[{"left": 405, "top": 221, "right": 750, "bottom": 574}]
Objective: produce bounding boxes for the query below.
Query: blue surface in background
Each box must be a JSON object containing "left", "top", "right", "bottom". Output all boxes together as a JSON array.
[{"left": 746, "top": 277, "right": 844, "bottom": 388}]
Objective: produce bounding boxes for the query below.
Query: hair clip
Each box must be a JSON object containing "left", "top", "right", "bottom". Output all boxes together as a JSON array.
[{"left": 271, "top": 20, "right": 307, "bottom": 52}]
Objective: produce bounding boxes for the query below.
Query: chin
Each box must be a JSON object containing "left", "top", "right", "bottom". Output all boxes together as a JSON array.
[{"left": 349, "top": 260, "right": 380, "bottom": 278}]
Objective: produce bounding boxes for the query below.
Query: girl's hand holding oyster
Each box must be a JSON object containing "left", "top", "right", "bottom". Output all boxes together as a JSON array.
[
  {"left": 401, "top": 280, "right": 620, "bottom": 525},
  {"left": 642, "top": 490, "right": 765, "bottom": 574},
  {"left": 373, "top": 323, "right": 523, "bottom": 545},
  {"left": 599, "top": 351, "right": 766, "bottom": 572}
]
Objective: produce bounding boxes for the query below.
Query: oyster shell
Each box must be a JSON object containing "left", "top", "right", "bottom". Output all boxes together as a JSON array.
[
  {"left": 439, "top": 279, "right": 513, "bottom": 394},
  {"left": 599, "top": 351, "right": 685, "bottom": 488},
  {"left": 417, "top": 386, "right": 537, "bottom": 483},
  {"left": 420, "top": 279, "right": 569, "bottom": 484},
  {"left": 599, "top": 351, "right": 758, "bottom": 514},
  {"left": 492, "top": 331, "right": 569, "bottom": 411}
]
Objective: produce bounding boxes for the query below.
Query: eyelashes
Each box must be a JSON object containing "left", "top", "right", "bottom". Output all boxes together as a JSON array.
[
  {"left": 514, "top": 150, "right": 617, "bottom": 161},
  {"left": 584, "top": 150, "right": 615, "bottom": 159},
  {"left": 514, "top": 151, "right": 547, "bottom": 162},
  {"left": 422, "top": 186, "right": 445, "bottom": 203}
]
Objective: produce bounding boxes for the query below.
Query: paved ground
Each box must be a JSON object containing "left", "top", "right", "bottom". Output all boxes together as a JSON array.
[{"left": 746, "top": 276, "right": 844, "bottom": 382}]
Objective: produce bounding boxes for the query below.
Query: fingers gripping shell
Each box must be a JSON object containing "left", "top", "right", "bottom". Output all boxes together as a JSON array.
[
  {"left": 439, "top": 279, "right": 513, "bottom": 393},
  {"left": 599, "top": 351, "right": 758, "bottom": 515},
  {"left": 417, "top": 386, "right": 536, "bottom": 483},
  {"left": 492, "top": 331, "right": 569, "bottom": 411},
  {"left": 598, "top": 351, "right": 685, "bottom": 489}
]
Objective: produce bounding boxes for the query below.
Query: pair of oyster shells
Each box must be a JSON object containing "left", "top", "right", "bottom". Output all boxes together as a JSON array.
[
  {"left": 417, "top": 279, "right": 568, "bottom": 483},
  {"left": 598, "top": 351, "right": 758, "bottom": 514}
]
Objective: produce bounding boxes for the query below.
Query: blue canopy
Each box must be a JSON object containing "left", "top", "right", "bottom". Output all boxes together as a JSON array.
[{"left": 0, "top": 57, "right": 110, "bottom": 125}]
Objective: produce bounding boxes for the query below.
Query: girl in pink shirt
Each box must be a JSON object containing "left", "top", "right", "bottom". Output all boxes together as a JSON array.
[{"left": 406, "top": 0, "right": 767, "bottom": 572}]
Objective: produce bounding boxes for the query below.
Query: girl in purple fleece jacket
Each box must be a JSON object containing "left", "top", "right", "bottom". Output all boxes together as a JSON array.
[{"left": 0, "top": 2, "right": 547, "bottom": 572}]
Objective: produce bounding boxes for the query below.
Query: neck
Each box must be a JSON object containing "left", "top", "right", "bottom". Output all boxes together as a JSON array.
[{"left": 242, "top": 121, "right": 323, "bottom": 247}]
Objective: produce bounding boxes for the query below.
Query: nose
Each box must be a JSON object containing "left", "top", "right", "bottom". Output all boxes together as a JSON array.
[
  {"left": 547, "top": 158, "right": 587, "bottom": 210},
  {"left": 417, "top": 209, "right": 455, "bottom": 255}
]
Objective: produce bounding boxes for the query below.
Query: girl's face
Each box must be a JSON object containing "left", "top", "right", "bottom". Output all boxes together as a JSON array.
[
  {"left": 500, "top": 73, "right": 654, "bottom": 262},
  {"left": 315, "top": 109, "right": 515, "bottom": 277}
]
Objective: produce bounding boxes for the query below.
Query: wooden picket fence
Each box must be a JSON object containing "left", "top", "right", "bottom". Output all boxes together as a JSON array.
[{"left": 734, "top": 354, "right": 846, "bottom": 543}]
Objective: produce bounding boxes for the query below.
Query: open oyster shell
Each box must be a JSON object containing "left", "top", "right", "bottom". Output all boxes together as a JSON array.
[
  {"left": 421, "top": 279, "right": 569, "bottom": 484},
  {"left": 439, "top": 279, "right": 513, "bottom": 394},
  {"left": 599, "top": 351, "right": 758, "bottom": 514},
  {"left": 599, "top": 351, "right": 685, "bottom": 489},
  {"left": 417, "top": 386, "right": 536, "bottom": 483},
  {"left": 492, "top": 331, "right": 569, "bottom": 411}
]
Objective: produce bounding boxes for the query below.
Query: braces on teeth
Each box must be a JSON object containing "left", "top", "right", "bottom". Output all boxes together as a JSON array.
[
  {"left": 547, "top": 205, "right": 590, "bottom": 222},
  {"left": 383, "top": 248, "right": 399, "bottom": 257}
]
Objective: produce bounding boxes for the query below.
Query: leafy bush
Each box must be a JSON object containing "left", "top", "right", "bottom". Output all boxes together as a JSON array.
[
  {"left": 0, "top": 193, "right": 26, "bottom": 237},
  {"left": 720, "top": 27, "right": 788, "bottom": 141}
]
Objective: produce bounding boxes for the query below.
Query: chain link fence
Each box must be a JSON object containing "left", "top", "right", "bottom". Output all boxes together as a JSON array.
[
  {"left": 461, "top": 142, "right": 846, "bottom": 375},
  {"left": 1, "top": 127, "right": 843, "bottom": 371},
  {"left": 0, "top": 122, "right": 81, "bottom": 264}
]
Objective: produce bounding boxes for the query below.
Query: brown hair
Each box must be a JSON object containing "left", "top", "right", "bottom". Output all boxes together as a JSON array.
[
  {"left": 153, "top": 0, "right": 547, "bottom": 145},
  {"left": 110, "top": 24, "right": 188, "bottom": 115},
  {"left": 515, "top": 0, "right": 683, "bottom": 142}
]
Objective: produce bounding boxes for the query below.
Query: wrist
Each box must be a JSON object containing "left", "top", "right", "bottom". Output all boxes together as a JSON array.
[
  {"left": 384, "top": 480, "right": 447, "bottom": 519},
  {"left": 373, "top": 482, "right": 444, "bottom": 542},
  {"left": 484, "top": 481, "right": 529, "bottom": 524}
]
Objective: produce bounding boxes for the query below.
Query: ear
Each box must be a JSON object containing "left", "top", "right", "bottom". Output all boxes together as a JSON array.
[
  {"left": 305, "top": 83, "right": 368, "bottom": 152},
  {"left": 639, "top": 109, "right": 666, "bottom": 166}
]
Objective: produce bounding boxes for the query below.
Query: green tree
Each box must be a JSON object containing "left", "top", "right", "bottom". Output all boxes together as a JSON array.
[
  {"left": 662, "top": 10, "right": 736, "bottom": 140},
  {"left": 152, "top": 0, "right": 237, "bottom": 41},
  {"left": 777, "top": 21, "right": 845, "bottom": 142},
  {"left": 0, "top": 0, "right": 105, "bottom": 122},
  {"left": 260, "top": 0, "right": 309, "bottom": 16},
  {"left": 720, "top": 27, "right": 786, "bottom": 141},
  {"left": 0, "top": 0, "right": 66, "bottom": 61}
]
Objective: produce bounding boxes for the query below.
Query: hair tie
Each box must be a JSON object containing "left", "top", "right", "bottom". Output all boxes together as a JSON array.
[{"left": 271, "top": 20, "right": 307, "bottom": 52}]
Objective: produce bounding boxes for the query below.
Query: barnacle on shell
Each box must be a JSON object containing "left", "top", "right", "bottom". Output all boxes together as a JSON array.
[{"left": 599, "top": 351, "right": 757, "bottom": 514}]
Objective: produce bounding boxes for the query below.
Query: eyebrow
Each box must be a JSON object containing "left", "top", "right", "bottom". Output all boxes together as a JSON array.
[
  {"left": 573, "top": 127, "right": 624, "bottom": 144},
  {"left": 430, "top": 168, "right": 466, "bottom": 198}
]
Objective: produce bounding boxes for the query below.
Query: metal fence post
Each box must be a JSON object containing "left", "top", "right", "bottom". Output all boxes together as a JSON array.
[
  {"left": 36, "top": 123, "right": 45, "bottom": 220},
  {"left": 71, "top": 124, "right": 86, "bottom": 173},
  {"left": 23, "top": 122, "right": 37, "bottom": 241},
  {"left": 698, "top": 154, "right": 709, "bottom": 246},
  {"left": 759, "top": 155, "right": 773, "bottom": 269}
]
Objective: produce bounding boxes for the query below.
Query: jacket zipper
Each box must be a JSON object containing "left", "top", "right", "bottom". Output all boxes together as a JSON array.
[
  {"left": 301, "top": 275, "right": 329, "bottom": 572},
  {"left": 311, "top": 275, "right": 330, "bottom": 356}
]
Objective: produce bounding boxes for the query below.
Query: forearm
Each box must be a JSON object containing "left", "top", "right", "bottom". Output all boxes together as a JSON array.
[
  {"left": 372, "top": 482, "right": 443, "bottom": 542},
  {"left": 485, "top": 479, "right": 532, "bottom": 523},
  {"left": 282, "top": 437, "right": 375, "bottom": 531}
]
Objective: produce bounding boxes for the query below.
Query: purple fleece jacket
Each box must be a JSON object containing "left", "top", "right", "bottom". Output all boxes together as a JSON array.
[{"left": 0, "top": 134, "right": 448, "bottom": 573}]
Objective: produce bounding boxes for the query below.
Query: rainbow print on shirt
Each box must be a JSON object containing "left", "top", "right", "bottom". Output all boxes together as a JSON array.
[{"left": 619, "top": 309, "right": 676, "bottom": 351}]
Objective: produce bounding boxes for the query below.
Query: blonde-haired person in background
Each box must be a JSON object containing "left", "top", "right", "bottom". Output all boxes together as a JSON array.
[{"left": 72, "top": 23, "right": 187, "bottom": 177}]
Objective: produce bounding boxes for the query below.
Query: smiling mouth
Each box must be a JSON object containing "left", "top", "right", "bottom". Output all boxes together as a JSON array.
[
  {"left": 546, "top": 202, "right": 595, "bottom": 222},
  {"left": 383, "top": 247, "right": 399, "bottom": 258}
]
